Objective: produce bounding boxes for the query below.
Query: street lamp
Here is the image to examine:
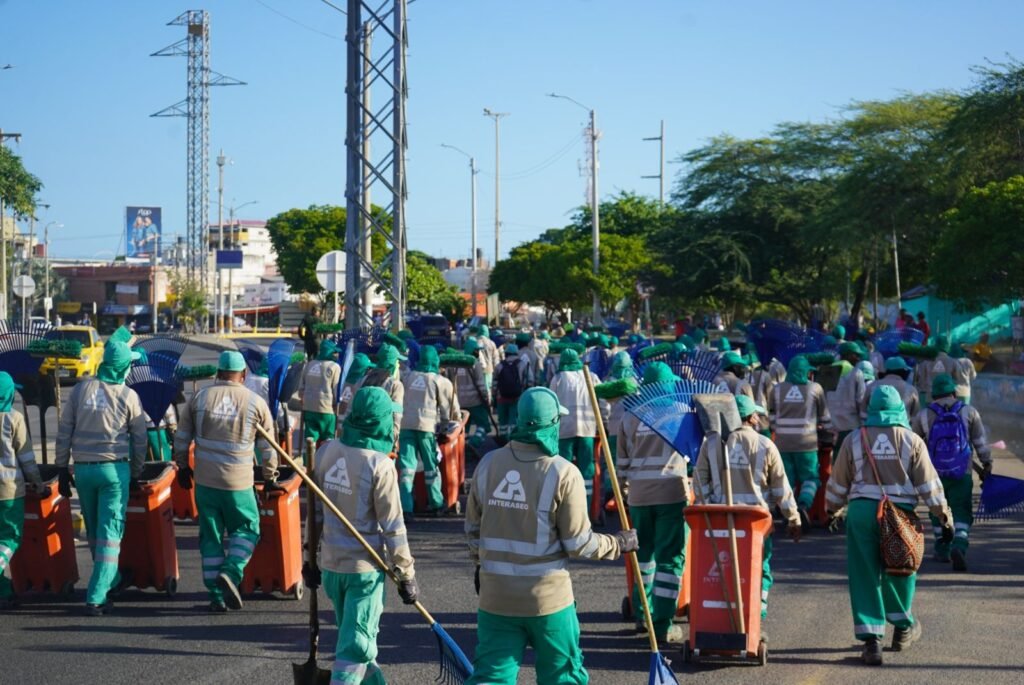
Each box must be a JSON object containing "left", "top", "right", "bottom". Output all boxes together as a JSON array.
[
  {"left": 482, "top": 108, "right": 509, "bottom": 267},
  {"left": 441, "top": 143, "right": 478, "bottom": 318},
  {"left": 225, "top": 199, "right": 258, "bottom": 333},
  {"left": 216, "top": 150, "right": 231, "bottom": 334},
  {"left": 548, "top": 93, "right": 601, "bottom": 325},
  {"left": 44, "top": 221, "right": 62, "bottom": 322}
]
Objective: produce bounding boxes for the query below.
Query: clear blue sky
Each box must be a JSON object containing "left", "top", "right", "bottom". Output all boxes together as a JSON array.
[{"left": 2, "top": 0, "right": 1021, "bottom": 261}]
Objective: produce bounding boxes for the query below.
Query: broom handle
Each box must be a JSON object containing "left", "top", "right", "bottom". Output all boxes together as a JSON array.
[
  {"left": 256, "top": 424, "right": 439, "bottom": 627},
  {"left": 721, "top": 440, "right": 747, "bottom": 635},
  {"left": 582, "top": 368, "right": 660, "bottom": 654},
  {"left": 690, "top": 468, "right": 739, "bottom": 634},
  {"left": 304, "top": 439, "right": 321, "bottom": 659}
]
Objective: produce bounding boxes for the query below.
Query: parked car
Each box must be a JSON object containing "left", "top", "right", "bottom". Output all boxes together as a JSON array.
[{"left": 38, "top": 326, "right": 104, "bottom": 382}]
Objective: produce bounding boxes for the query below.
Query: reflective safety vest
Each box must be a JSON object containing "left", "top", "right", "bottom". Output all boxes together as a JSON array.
[
  {"left": 769, "top": 381, "right": 830, "bottom": 452},
  {"left": 301, "top": 360, "right": 341, "bottom": 415}
]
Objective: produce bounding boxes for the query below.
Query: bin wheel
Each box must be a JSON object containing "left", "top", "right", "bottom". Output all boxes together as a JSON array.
[
  {"left": 680, "top": 641, "right": 691, "bottom": 663},
  {"left": 757, "top": 641, "right": 768, "bottom": 666},
  {"left": 292, "top": 578, "right": 305, "bottom": 601},
  {"left": 620, "top": 595, "right": 632, "bottom": 622},
  {"left": 165, "top": 577, "right": 178, "bottom": 598},
  {"left": 60, "top": 581, "right": 76, "bottom": 597}
]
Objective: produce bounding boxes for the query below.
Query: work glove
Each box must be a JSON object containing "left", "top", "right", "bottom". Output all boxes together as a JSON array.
[
  {"left": 941, "top": 523, "right": 955, "bottom": 544},
  {"left": 262, "top": 479, "right": 287, "bottom": 499},
  {"left": 176, "top": 465, "right": 194, "bottom": 490},
  {"left": 980, "top": 462, "right": 993, "bottom": 482},
  {"left": 58, "top": 468, "right": 74, "bottom": 498},
  {"left": 129, "top": 478, "right": 143, "bottom": 493},
  {"left": 826, "top": 506, "right": 846, "bottom": 534},
  {"left": 32, "top": 481, "right": 50, "bottom": 497},
  {"left": 614, "top": 528, "right": 639, "bottom": 554},
  {"left": 397, "top": 576, "right": 420, "bottom": 605},
  {"left": 302, "top": 562, "right": 321, "bottom": 590},
  {"left": 474, "top": 565, "right": 480, "bottom": 595},
  {"left": 787, "top": 521, "right": 802, "bottom": 542}
]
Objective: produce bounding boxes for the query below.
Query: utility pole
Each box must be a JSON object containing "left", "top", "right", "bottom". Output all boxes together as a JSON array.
[
  {"left": 0, "top": 129, "right": 23, "bottom": 321},
  {"left": 44, "top": 221, "right": 61, "bottom": 322},
  {"left": 642, "top": 120, "right": 665, "bottom": 206},
  {"left": 483, "top": 108, "right": 509, "bottom": 266},
  {"left": 441, "top": 144, "right": 478, "bottom": 317},
  {"left": 216, "top": 149, "right": 226, "bottom": 334},
  {"left": 891, "top": 219, "right": 902, "bottom": 305}
]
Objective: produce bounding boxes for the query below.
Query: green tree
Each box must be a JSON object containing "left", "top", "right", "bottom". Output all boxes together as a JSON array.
[
  {"left": 169, "top": 272, "right": 209, "bottom": 334},
  {"left": 933, "top": 175, "right": 1024, "bottom": 308},
  {"left": 0, "top": 146, "right": 42, "bottom": 217}
]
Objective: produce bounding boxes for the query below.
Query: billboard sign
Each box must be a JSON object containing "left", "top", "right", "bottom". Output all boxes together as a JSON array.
[
  {"left": 126, "top": 206, "right": 162, "bottom": 258},
  {"left": 216, "top": 249, "right": 244, "bottom": 270}
]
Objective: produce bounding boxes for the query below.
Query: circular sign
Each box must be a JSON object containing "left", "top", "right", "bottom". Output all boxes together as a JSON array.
[
  {"left": 315, "top": 251, "right": 347, "bottom": 292},
  {"left": 12, "top": 274, "right": 35, "bottom": 298}
]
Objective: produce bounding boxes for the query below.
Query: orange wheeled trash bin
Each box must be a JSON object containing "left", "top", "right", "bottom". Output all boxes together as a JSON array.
[
  {"left": 413, "top": 411, "right": 469, "bottom": 514},
  {"left": 681, "top": 504, "right": 773, "bottom": 665},
  {"left": 9, "top": 465, "right": 79, "bottom": 597},
  {"left": 119, "top": 462, "right": 179, "bottom": 596},
  {"left": 171, "top": 444, "right": 198, "bottom": 521},
  {"left": 241, "top": 466, "right": 303, "bottom": 599}
]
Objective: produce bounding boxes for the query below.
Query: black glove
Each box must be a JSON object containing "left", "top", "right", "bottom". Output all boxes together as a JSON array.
[
  {"left": 129, "top": 478, "right": 142, "bottom": 493},
  {"left": 177, "top": 465, "right": 193, "bottom": 490},
  {"left": 58, "top": 468, "right": 74, "bottom": 498},
  {"left": 397, "top": 576, "right": 419, "bottom": 605},
  {"left": 787, "top": 521, "right": 803, "bottom": 542},
  {"left": 614, "top": 528, "right": 639, "bottom": 554},
  {"left": 33, "top": 481, "right": 51, "bottom": 497},
  {"left": 474, "top": 565, "right": 480, "bottom": 595},
  {"left": 941, "top": 523, "right": 954, "bottom": 544},
  {"left": 981, "top": 462, "right": 993, "bottom": 482},
  {"left": 302, "top": 562, "right": 321, "bottom": 590},
  {"left": 263, "top": 479, "right": 287, "bottom": 498}
]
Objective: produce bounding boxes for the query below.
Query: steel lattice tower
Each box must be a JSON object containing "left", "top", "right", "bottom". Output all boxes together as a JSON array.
[
  {"left": 344, "top": 0, "right": 408, "bottom": 329},
  {"left": 152, "top": 10, "right": 244, "bottom": 289}
]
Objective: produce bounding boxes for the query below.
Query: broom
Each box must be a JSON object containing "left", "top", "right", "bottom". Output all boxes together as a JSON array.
[
  {"left": 293, "top": 438, "right": 332, "bottom": 685},
  {"left": 256, "top": 426, "right": 473, "bottom": 684},
  {"left": 582, "top": 369, "right": 679, "bottom": 684}
]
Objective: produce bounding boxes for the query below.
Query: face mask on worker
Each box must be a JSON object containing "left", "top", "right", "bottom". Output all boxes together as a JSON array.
[
  {"left": 864, "top": 385, "right": 910, "bottom": 429},
  {"left": 317, "top": 341, "right": 338, "bottom": 362},
  {"left": 417, "top": 346, "right": 440, "bottom": 374},
  {"left": 607, "top": 351, "right": 634, "bottom": 381},
  {"left": 97, "top": 341, "right": 140, "bottom": 385},
  {"left": 510, "top": 387, "right": 568, "bottom": 457},
  {"left": 785, "top": 356, "right": 811, "bottom": 386},
  {"left": 341, "top": 386, "right": 397, "bottom": 454}
]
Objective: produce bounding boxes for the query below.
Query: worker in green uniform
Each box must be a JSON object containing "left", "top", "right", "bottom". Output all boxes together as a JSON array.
[
  {"left": 174, "top": 351, "right": 279, "bottom": 612},
  {"left": 301, "top": 340, "right": 342, "bottom": 446},
  {"left": 0, "top": 372, "right": 45, "bottom": 610},
  {"left": 826, "top": 385, "right": 953, "bottom": 666},
  {"left": 548, "top": 348, "right": 598, "bottom": 512},
  {"left": 56, "top": 341, "right": 149, "bottom": 615}
]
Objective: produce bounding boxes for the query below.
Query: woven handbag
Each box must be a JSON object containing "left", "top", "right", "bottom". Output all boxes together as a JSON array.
[{"left": 860, "top": 428, "right": 925, "bottom": 576}]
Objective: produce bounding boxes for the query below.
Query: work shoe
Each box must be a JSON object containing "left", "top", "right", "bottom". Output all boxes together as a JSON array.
[
  {"left": 951, "top": 548, "right": 968, "bottom": 572},
  {"left": 107, "top": 569, "right": 135, "bottom": 599},
  {"left": 85, "top": 603, "right": 108, "bottom": 617},
  {"left": 798, "top": 506, "right": 811, "bottom": 532},
  {"left": 656, "top": 625, "right": 684, "bottom": 644},
  {"left": 635, "top": 621, "right": 646, "bottom": 634},
  {"left": 208, "top": 600, "right": 228, "bottom": 613},
  {"left": 892, "top": 621, "right": 922, "bottom": 652},
  {"left": 861, "top": 637, "right": 883, "bottom": 665},
  {"left": 216, "top": 573, "right": 244, "bottom": 611}
]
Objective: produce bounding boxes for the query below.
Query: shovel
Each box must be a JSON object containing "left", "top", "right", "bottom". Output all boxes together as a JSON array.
[{"left": 293, "top": 438, "right": 332, "bottom": 685}]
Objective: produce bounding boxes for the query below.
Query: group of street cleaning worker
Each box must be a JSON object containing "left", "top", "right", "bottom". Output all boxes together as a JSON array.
[{"left": 0, "top": 321, "right": 997, "bottom": 681}]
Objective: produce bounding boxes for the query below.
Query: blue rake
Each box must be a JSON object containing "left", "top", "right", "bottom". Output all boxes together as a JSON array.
[
  {"left": 127, "top": 362, "right": 183, "bottom": 425},
  {"left": 975, "top": 474, "right": 1024, "bottom": 521},
  {"left": 648, "top": 652, "right": 680, "bottom": 685},
  {"left": 267, "top": 339, "right": 298, "bottom": 419},
  {"left": 874, "top": 327, "right": 925, "bottom": 359},
  {"left": 622, "top": 379, "right": 724, "bottom": 458},
  {"left": 234, "top": 339, "right": 269, "bottom": 374},
  {"left": 431, "top": 622, "right": 473, "bottom": 684}
]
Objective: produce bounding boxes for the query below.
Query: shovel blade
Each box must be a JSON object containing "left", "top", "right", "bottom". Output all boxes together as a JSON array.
[
  {"left": 648, "top": 652, "right": 680, "bottom": 685},
  {"left": 292, "top": 660, "right": 332, "bottom": 685}
]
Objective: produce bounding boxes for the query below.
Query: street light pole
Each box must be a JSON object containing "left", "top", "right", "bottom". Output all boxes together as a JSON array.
[
  {"left": 441, "top": 144, "right": 478, "bottom": 318},
  {"left": 216, "top": 150, "right": 226, "bottom": 334},
  {"left": 0, "top": 129, "right": 24, "bottom": 321},
  {"left": 44, "top": 221, "right": 61, "bottom": 322},
  {"left": 483, "top": 109, "right": 509, "bottom": 267},
  {"left": 548, "top": 94, "right": 601, "bottom": 324},
  {"left": 226, "top": 199, "right": 258, "bottom": 334}
]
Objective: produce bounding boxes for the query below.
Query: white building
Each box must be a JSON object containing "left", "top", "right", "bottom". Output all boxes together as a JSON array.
[{"left": 207, "top": 218, "right": 286, "bottom": 305}]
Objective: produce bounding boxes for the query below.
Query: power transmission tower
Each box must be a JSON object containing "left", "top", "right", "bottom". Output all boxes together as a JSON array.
[
  {"left": 151, "top": 10, "right": 245, "bottom": 294},
  {"left": 344, "top": 0, "right": 408, "bottom": 330},
  {"left": 642, "top": 120, "right": 665, "bottom": 206}
]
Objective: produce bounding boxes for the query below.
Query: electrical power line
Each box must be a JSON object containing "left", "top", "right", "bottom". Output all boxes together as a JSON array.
[
  {"left": 478, "top": 132, "right": 582, "bottom": 181},
  {"left": 318, "top": 0, "right": 347, "bottom": 14},
  {"left": 251, "top": 0, "right": 343, "bottom": 41}
]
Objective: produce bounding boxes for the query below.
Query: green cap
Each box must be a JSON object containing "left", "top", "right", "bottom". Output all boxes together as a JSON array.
[
  {"left": 721, "top": 351, "right": 747, "bottom": 370},
  {"left": 736, "top": 395, "right": 767, "bottom": 419},
  {"left": 642, "top": 361, "right": 680, "bottom": 385},
  {"left": 558, "top": 348, "right": 583, "bottom": 371},
  {"left": 515, "top": 332, "right": 532, "bottom": 345},
  {"left": 376, "top": 342, "right": 406, "bottom": 369},
  {"left": 935, "top": 334, "right": 951, "bottom": 353},
  {"left": 317, "top": 340, "right": 339, "bottom": 361},
  {"left": 517, "top": 387, "right": 569, "bottom": 427},
  {"left": 505, "top": 343, "right": 519, "bottom": 356},
  {"left": 856, "top": 360, "right": 876, "bottom": 383},
  {"left": 397, "top": 329, "right": 415, "bottom": 340},
  {"left": 786, "top": 355, "right": 812, "bottom": 385},
  {"left": 931, "top": 373, "right": 957, "bottom": 398},
  {"left": 104, "top": 340, "right": 142, "bottom": 366},
  {"left": 464, "top": 337, "right": 480, "bottom": 355},
  {"left": 217, "top": 350, "right": 247, "bottom": 372},
  {"left": 832, "top": 324, "right": 846, "bottom": 340},
  {"left": 884, "top": 356, "right": 910, "bottom": 372},
  {"left": 838, "top": 341, "right": 862, "bottom": 360},
  {"left": 479, "top": 324, "right": 490, "bottom": 337}
]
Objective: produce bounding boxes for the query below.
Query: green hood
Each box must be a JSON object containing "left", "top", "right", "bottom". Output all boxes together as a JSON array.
[
  {"left": 463, "top": 337, "right": 481, "bottom": 356},
  {"left": 510, "top": 387, "right": 568, "bottom": 457},
  {"left": 0, "top": 372, "right": 17, "bottom": 413},
  {"left": 720, "top": 351, "right": 746, "bottom": 370},
  {"left": 856, "top": 361, "right": 876, "bottom": 383},
  {"left": 97, "top": 341, "right": 140, "bottom": 385},
  {"left": 515, "top": 332, "right": 532, "bottom": 346},
  {"left": 931, "top": 372, "right": 956, "bottom": 399},
  {"left": 417, "top": 346, "right": 440, "bottom": 374},
  {"left": 642, "top": 361, "right": 679, "bottom": 385},
  {"left": 375, "top": 342, "right": 404, "bottom": 372},
  {"left": 832, "top": 324, "right": 846, "bottom": 340},
  {"left": 785, "top": 356, "right": 811, "bottom": 385},
  {"left": 935, "top": 334, "right": 951, "bottom": 353},
  {"left": 558, "top": 348, "right": 584, "bottom": 372},
  {"left": 341, "top": 386, "right": 398, "bottom": 454},
  {"left": 838, "top": 341, "right": 862, "bottom": 361},
  {"left": 479, "top": 324, "right": 490, "bottom": 337},
  {"left": 317, "top": 340, "right": 339, "bottom": 361},
  {"left": 345, "top": 353, "right": 372, "bottom": 384},
  {"left": 865, "top": 384, "right": 910, "bottom": 429},
  {"left": 607, "top": 351, "right": 634, "bottom": 381}
]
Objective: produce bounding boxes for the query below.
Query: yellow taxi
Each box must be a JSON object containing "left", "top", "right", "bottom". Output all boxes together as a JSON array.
[{"left": 39, "top": 326, "right": 105, "bottom": 381}]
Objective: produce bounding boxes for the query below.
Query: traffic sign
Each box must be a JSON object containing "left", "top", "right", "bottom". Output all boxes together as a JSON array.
[
  {"left": 315, "top": 251, "right": 346, "bottom": 292},
  {"left": 12, "top": 275, "right": 35, "bottom": 298}
]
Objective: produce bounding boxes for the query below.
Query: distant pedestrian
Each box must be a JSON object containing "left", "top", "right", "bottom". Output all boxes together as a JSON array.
[
  {"left": 912, "top": 312, "right": 930, "bottom": 340},
  {"left": 298, "top": 306, "right": 320, "bottom": 359},
  {"left": 300, "top": 340, "right": 342, "bottom": 448}
]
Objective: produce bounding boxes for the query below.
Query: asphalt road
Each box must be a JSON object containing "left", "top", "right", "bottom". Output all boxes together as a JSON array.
[{"left": 4, "top": 339, "right": 1024, "bottom": 684}]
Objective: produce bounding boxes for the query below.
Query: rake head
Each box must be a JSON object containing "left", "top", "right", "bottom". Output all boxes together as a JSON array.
[
  {"left": 976, "top": 474, "right": 1024, "bottom": 520},
  {"left": 267, "top": 339, "right": 299, "bottom": 419},
  {"left": 874, "top": 327, "right": 925, "bottom": 359},
  {"left": 623, "top": 379, "right": 724, "bottom": 457},
  {"left": 648, "top": 651, "right": 680, "bottom": 684},
  {"left": 127, "top": 363, "right": 184, "bottom": 423},
  {"left": 431, "top": 622, "right": 473, "bottom": 684}
]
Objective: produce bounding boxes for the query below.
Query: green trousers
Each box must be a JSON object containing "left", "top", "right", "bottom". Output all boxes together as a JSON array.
[
  {"left": 398, "top": 429, "right": 442, "bottom": 512},
  {"left": 761, "top": 535, "right": 773, "bottom": 618},
  {"left": 0, "top": 497, "right": 25, "bottom": 599},
  {"left": 323, "top": 570, "right": 387, "bottom": 685},
  {"left": 846, "top": 498, "right": 916, "bottom": 640},
  {"left": 303, "top": 411, "right": 337, "bottom": 447},
  {"left": 496, "top": 402, "right": 518, "bottom": 442},
  {"left": 467, "top": 405, "right": 491, "bottom": 448},
  {"left": 76, "top": 461, "right": 130, "bottom": 605},
  {"left": 467, "top": 605, "right": 588, "bottom": 685},
  {"left": 601, "top": 435, "right": 617, "bottom": 497},
  {"left": 929, "top": 473, "right": 973, "bottom": 559},
  {"left": 630, "top": 502, "right": 687, "bottom": 635},
  {"left": 147, "top": 428, "right": 172, "bottom": 461},
  {"left": 560, "top": 437, "right": 596, "bottom": 512},
  {"left": 780, "top": 450, "right": 819, "bottom": 509},
  {"left": 195, "top": 484, "right": 260, "bottom": 602}
]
